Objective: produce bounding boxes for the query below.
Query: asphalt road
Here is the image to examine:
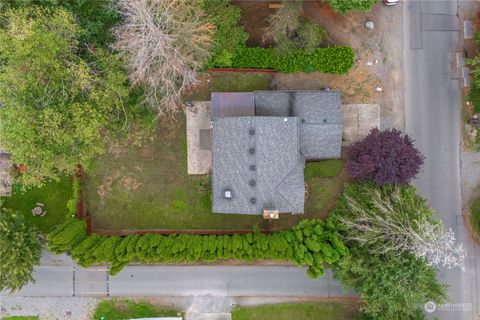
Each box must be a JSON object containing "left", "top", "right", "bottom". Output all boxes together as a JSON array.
[
  {"left": 404, "top": 1, "right": 479, "bottom": 319},
  {"left": 5, "top": 259, "right": 352, "bottom": 298}
]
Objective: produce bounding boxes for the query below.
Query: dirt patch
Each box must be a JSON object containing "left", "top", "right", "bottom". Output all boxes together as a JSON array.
[{"left": 231, "top": 0, "right": 273, "bottom": 47}]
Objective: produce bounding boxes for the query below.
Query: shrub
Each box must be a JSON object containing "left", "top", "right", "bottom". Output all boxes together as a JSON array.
[
  {"left": 471, "top": 198, "right": 480, "bottom": 239},
  {"left": 47, "top": 219, "right": 347, "bottom": 278},
  {"left": 469, "top": 82, "right": 480, "bottom": 113},
  {"left": 201, "top": 0, "right": 248, "bottom": 68},
  {"left": 348, "top": 128, "right": 424, "bottom": 186},
  {"left": 326, "top": 0, "right": 378, "bottom": 14},
  {"left": 304, "top": 160, "right": 342, "bottom": 179},
  {"left": 230, "top": 46, "right": 354, "bottom": 74},
  {"left": 66, "top": 176, "right": 81, "bottom": 217}
]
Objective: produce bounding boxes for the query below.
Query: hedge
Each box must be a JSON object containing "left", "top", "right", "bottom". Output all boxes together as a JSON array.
[
  {"left": 47, "top": 219, "right": 348, "bottom": 278},
  {"left": 229, "top": 46, "right": 354, "bottom": 74}
]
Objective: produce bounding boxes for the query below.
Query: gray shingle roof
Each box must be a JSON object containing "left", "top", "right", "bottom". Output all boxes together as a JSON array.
[
  {"left": 212, "top": 117, "right": 305, "bottom": 214},
  {"left": 254, "top": 90, "right": 343, "bottom": 159}
]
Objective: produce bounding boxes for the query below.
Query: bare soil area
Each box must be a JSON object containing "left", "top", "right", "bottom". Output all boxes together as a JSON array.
[{"left": 231, "top": 0, "right": 405, "bottom": 130}]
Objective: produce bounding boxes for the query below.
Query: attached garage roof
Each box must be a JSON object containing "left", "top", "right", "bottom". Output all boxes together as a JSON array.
[{"left": 211, "top": 92, "right": 255, "bottom": 119}]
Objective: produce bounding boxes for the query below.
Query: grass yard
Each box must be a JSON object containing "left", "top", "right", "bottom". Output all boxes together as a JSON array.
[
  {"left": 84, "top": 71, "right": 347, "bottom": 231},
  {"left": 93, "top": 300, "right": 180, "bottom": 320},
  {"left": 231, "top": 302, "right": 359, "bottom": 320},
  {"left": 1, "top": 177, "right": 72, "bottom": 233},
  {"left": 1, "top": 317, "right": 39, "bottom": 320}
]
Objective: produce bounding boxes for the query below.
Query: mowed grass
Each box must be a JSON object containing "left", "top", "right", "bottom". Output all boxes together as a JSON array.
[
  {"left": 2, "top": 317, "right": 39, "bottom": 320},
  {"left": 1, "top": 177, "right": 72, "bottom": 233},
  {"left": 231, "top": 302, "right": 359, "bottom": 320},
  {"left": 93, "top": 300, "right": 179, "bottom": 320},
  {"left": 471, "top": 197, "right": 480, "bottom": 239},
  {"left": 84, "top": 72, "right": 347, "bottom": 231}
]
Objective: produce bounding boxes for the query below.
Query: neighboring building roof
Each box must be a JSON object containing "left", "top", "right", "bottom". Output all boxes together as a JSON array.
[
  {"left": 212, "top": 116, "right": 305, "bottom": 215},
  {"left": 211, "top": 92, "right": 255, "bottom": 119},
  {"left": 254, "top": 90, "right": 343, "bottom": 159}
]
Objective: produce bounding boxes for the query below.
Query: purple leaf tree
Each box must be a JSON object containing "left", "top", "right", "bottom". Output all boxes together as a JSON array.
[{"left": 348, "top": 128, "right": 425, "bottom": 186}]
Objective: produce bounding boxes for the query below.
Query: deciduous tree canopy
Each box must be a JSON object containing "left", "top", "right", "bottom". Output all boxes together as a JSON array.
[
  {"left": 0, "top": 7, "right": 130, "bottom": 186},
  {"left": 348, "top": 128, "right": 424, "bottom": 186}
]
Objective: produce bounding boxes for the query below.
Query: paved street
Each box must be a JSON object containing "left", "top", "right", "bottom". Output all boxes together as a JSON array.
[
  {"left": 5, "top": 252, "right": 351, "bottom": 298},
  {"left": 404, "top": 0, "right": 479, "bottom": 319}
]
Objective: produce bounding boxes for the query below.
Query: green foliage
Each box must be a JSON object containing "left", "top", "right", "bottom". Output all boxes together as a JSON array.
[
  {"left": 471, "top": 197, "right": 480, "bottom": 239},
  {"left": 329, "top": 183, "right": 447, "bottom": 319},
  {"left": 46, "top": 218, "right": 87, "bottom": 253},
  {"left": 326, "top": 0, "right": 378, "bottom": 14},
  {"left": 304, "top": 160, "right": 342, "bottom": 179},
  {"left": 66, "top": 176, "right": 80, "bottom": 217},
  {"left": 468, "top": 84, "right": 480, "bottom": 113},
  {"left": 93, "top": 299, "right": 179, "bottom": 320},
  {"left": 0, "top": 209, "right": 42, "bottom": 292},
  {"left": 0, "top": 0, "right": 119, "bottom": 46},
  {"left": 1, "top": 317, "right": 40, "bottom": 320},
  {"left": 230, "top": 46, "right": 354, "bottom": 74},
  {"left": 201, "top": 0, "right": 248, "bottom": 68},
  {"left": 296, "top": 20, "right": 328, "bottom": 53},
  {"left": 0, "top": 7, "right": 130, "bottom": 186},
  {"left": 47, "top": 219, "right": 347, "bottom": 277}
]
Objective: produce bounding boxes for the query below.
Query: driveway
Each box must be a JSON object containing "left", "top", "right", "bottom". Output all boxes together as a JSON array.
[{"left": 404, "top": 0, "right": 479, "bottom": 318}]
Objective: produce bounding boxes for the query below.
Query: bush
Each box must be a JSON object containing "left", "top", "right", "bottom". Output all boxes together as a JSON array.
[
  {"left": 201, "top": 0, "right": 248, "bottom": 68},
  {"left": 304, "top": 160, "right": 342, "bottom": 179},
  {"left": 66, "top": 176, "right": 81, "bottom": 218},
  {"left": 326, "top": 0, "right": 378, "bottom": 14},
  {"left": 348, "top": 128, "right": 424, "bottom": 186},
  {"left": 471, "top": 198, "right": 480, "bottom": 239},
  {"left": 469, "top": 83, "right": 480, "bottom": 113},
  {"left": 47, "top": 219, "right": 347, "bottom": 278},
  {"left": 230, "top": 46, "right": 354, "bottom": 74}
]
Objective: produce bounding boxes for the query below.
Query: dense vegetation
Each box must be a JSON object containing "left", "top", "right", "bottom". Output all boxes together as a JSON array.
[
  {"left": 329, "top": 183, "right": 449, "bottom": 319},
  {"left": 230, "top": 46, "right": 354, "bottom": 74},
  {"left": 0, "top": 209, "right": 42, "bottom": 292},
  {"left": 0, "top": 7, "right": 143, "bottom": 186},
  {"left": 47, "top": 218, "right": 348, "bottom": 277},
  {"left": 348, "top": 128, "right": 424, "bottom": 186},
  {"left": 93, "top": 300, "right": 179, "bottom": 320}
]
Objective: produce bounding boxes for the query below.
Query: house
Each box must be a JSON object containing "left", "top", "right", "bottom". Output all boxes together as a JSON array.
[{"left": 211, "top": 90, "right": 343, "bottom": 215}]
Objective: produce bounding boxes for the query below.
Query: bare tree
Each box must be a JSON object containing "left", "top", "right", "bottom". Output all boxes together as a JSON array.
[
  {"left": 337, "top": 187, "right": 466, "bottom": 270},
  {"left": 114, "top": 0, "right": 214, "bottom": 116}
]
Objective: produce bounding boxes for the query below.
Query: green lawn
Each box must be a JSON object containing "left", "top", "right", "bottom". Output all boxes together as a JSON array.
[
  {"left": 93, "top": 300, "right": 179, "bottom": 320},
  {"left": 2, "top": 317, "right": 39, "bottom": 320},
  {"left": 305, "top": 160, "right": 343, "bottom": 179},
  {"left": 1, "top": 177, "right": 72, "bottom": 233},
  {"left": 231, "top": 303, "right": 358, "bottom": 320},
  {"left": 83, "top": 72, "right": 347, "bottom": 231}
]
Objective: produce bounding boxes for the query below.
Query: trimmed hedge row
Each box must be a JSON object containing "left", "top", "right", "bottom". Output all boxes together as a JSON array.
[
  {"left": 229, "top": 46, "right": 354, "bottom": 74},
  {"left": 47, "top": 219, "right": 348, "bottom": 278}
]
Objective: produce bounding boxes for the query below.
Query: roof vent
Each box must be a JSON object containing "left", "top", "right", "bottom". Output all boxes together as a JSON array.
[
  {"left": 301, "top": 118, "right": 306, "bottom": 123},
  {"left": 250, "top": 197, "right": 256, "bottom": 204},
  {"left": 224, "top": 189, "right": 232, "bottom": 199},
  {"left": 249, "top": 164, "right": 256, "bottom": 171},
  {"left": 323, "top": 118, "right": 327, "bottom": 123},
  {"left": 249, "top": 179, "right": 256, "bottom": 187},
  {"left": 248, "top": 147, "right": 255, "bottom": 155},
  {"left": 284, "top": 118, "right": 288, "bottom": 122},
  {"left": 249, "top": 129, "right": 255, "bottom": 135}
]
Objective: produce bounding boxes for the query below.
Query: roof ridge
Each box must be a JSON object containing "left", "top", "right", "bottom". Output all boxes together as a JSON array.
[{"left": 275, "top": 157, "right": 305, "bottom": 210}]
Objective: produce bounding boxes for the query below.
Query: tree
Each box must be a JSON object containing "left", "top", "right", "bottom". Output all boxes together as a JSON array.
[
  {"left": 0, "top": 7, "right": 131, "bottom": 186},
  {"left": 114, "top": 0, "right": 214, "bottom": 116},
  {"left": 328, "top": 183, "right": 452, "bottom": 319},
  {"left": 333, "top": 183, "right": 466, "bottom": 270},
  {"left": 0, "top": 209, "right": 42, "bottom": 292},
  {"left": 333, "top": 250, "right": 446, "bottom": 319},
  {"left": 348, "top": 128, "right": 425, "bottom": 186},
  {"left": 325, "top": 0, "right": 378, "bottom": 14},
  {"left": 263, "top": 1, "right": 327, "bottom": 57}
]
